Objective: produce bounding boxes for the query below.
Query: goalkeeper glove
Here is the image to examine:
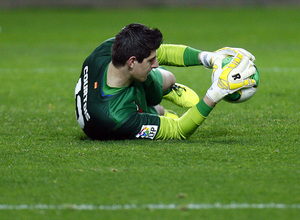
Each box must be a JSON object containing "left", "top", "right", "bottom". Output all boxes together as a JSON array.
[
  {"left": 206, "top": 52, "right": 257, "bottom": 103},
  {"left": 199, "top": 47, "right": 255, "bottom": 69}
]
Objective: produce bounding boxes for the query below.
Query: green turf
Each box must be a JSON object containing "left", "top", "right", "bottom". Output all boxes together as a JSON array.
[{"left": 0, "top": 7, "right": 299, "bottom": 219}]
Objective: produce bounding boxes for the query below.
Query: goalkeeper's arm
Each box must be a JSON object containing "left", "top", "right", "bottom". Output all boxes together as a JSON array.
[
  {"left": 155, "top": 96, "right": 214, "bottom": 140},
  {"left": 157, "top": 44, "right": 202, "bottom": 66},
  {"left": 157, "top": 44, "right": 255, "bottom": 69},
  {"left": 155, "top": 51, "right": 257, "bottom": 140}
]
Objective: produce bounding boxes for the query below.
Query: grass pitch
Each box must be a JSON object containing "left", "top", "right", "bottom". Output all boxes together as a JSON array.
[{"left": 0, "top": 7, "right": 299, "bottom": 219}]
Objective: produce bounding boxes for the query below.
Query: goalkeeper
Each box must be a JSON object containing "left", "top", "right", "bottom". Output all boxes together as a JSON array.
[{"left": 75, "top": 23, "right": 257, "bottom": 140}]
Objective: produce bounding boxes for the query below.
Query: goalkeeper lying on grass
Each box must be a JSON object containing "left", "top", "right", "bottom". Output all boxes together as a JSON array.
[{"left": 75, "top": 23, "right": 256, "bottom": 140}]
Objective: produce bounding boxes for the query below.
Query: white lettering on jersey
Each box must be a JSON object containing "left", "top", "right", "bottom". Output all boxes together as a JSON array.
[
  {"left": 75, "top": 78, "right": 85, "bottom": 128},
  {"left": 82, "top": 66, "right": 90, "bottom": 121},
  {"left": 75, "top": 77, "right": 82, "bottom": 98},
  {"left": 136, "top": 125, "right": 158, "bottom": 139},
  {"left": 76, "top": 96, "right": 84, "bottom": 129},
  {"left": 75, "top": 66, "right": 91, "bottom": 129}
]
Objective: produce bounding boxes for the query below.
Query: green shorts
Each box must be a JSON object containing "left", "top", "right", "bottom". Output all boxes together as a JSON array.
[{"left": 143, "top": 67, "right": 164, "bottom": 115}]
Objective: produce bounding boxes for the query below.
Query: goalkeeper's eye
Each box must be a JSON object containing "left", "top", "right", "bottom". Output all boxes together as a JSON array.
[{"left": 149, "top": 57, "right": 156, "bottom": 64}]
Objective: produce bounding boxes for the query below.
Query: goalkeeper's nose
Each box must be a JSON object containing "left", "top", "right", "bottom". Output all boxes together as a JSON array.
[{"left": 151, "top": 57, "right": 159, "bottom": 69}]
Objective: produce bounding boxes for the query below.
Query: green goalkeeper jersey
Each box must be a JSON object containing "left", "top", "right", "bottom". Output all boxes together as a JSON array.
[{"left": 75, "top": 38, "right": 210, "bottom": 140}]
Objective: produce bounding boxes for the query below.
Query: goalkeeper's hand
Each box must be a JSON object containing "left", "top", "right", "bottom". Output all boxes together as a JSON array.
[
  {"left": 206, "top": 52, "right": 257, "bottom": 103},
  {"left": 199, "top": 47, "right": 255, "bottom": 69}
]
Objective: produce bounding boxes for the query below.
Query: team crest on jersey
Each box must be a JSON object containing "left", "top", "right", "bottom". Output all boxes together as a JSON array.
[{"left": 136, "top": 125, "right": 158, "bottom": 139}]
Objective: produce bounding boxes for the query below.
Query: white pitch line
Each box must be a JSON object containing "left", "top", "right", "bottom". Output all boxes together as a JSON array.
[
  {"left": 0, "top": 203, "right": 299, "bottom": 210},
  {"left": 0, "top": 67, "right": 78, "bottom": 74},
  {"left": 0, "top": 67, "right": 300, "bottom": 75},
  {"left": 259, "top": 67, "right": 300, "bottom": 73}
]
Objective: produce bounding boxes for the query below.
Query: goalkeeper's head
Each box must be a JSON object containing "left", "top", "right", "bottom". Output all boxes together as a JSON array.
[{"left": 112, "top": 23, "right": 163, "bottom": 67}]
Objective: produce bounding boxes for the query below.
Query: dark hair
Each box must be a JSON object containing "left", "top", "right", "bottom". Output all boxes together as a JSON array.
[{"left": 111, "top": 23, "right": 163, "bottom": 67}]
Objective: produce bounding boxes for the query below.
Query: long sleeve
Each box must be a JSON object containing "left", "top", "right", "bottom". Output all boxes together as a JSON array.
[{"left": 157, "top": 44, "right": 202, "bottom": 67}]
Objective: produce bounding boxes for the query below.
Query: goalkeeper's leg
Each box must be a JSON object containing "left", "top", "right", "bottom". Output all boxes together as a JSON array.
[
  {"left": 154, "top": 105, "right": 179, "bottom": 119},
  {"left": 159, "top": 68, "right": 199, "bottom": 108},
  {"left": 163, "top": 83, "right": 200, "bottom": 108}
]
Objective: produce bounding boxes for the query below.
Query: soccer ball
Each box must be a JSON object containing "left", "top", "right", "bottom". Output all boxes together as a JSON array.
[{"left": 217, "top": 56, "right": 260, "bottom": 103}]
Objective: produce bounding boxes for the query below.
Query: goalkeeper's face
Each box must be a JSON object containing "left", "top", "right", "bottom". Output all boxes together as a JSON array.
[{"left": 131, "top": 51, "right": 158, "bottom": 82}]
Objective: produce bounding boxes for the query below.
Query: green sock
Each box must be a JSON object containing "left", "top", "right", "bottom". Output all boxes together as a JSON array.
[
  {"left": 196, "top": 99, "right": 214, "bottom": 117},
  {"left": 163, "top": 87, "right": 171, "bottom": 96}
]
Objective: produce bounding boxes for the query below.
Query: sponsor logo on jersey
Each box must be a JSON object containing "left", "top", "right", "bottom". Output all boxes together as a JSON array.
[
  {"left": 136, "top": 125, "right": 158, "bottom": 140},
  {"left": 94, "top": 82, "right": 98, "bottom": 89},
  {"left": 134, "top": 100, "right": 143, "bottom": 113}
]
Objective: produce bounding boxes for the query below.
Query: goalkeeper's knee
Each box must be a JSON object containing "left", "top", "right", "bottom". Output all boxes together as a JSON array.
[{"left": 163, "top": 83, "right": 199, "bottom": 108}]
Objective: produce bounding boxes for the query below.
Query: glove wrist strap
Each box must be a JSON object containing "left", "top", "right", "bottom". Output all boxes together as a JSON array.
[
  {"left": 206, "top": 85, "right": 225, "bottom": 103},
  {"left": 199, "top": 52, "right": 214, "bottom": 68}
]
